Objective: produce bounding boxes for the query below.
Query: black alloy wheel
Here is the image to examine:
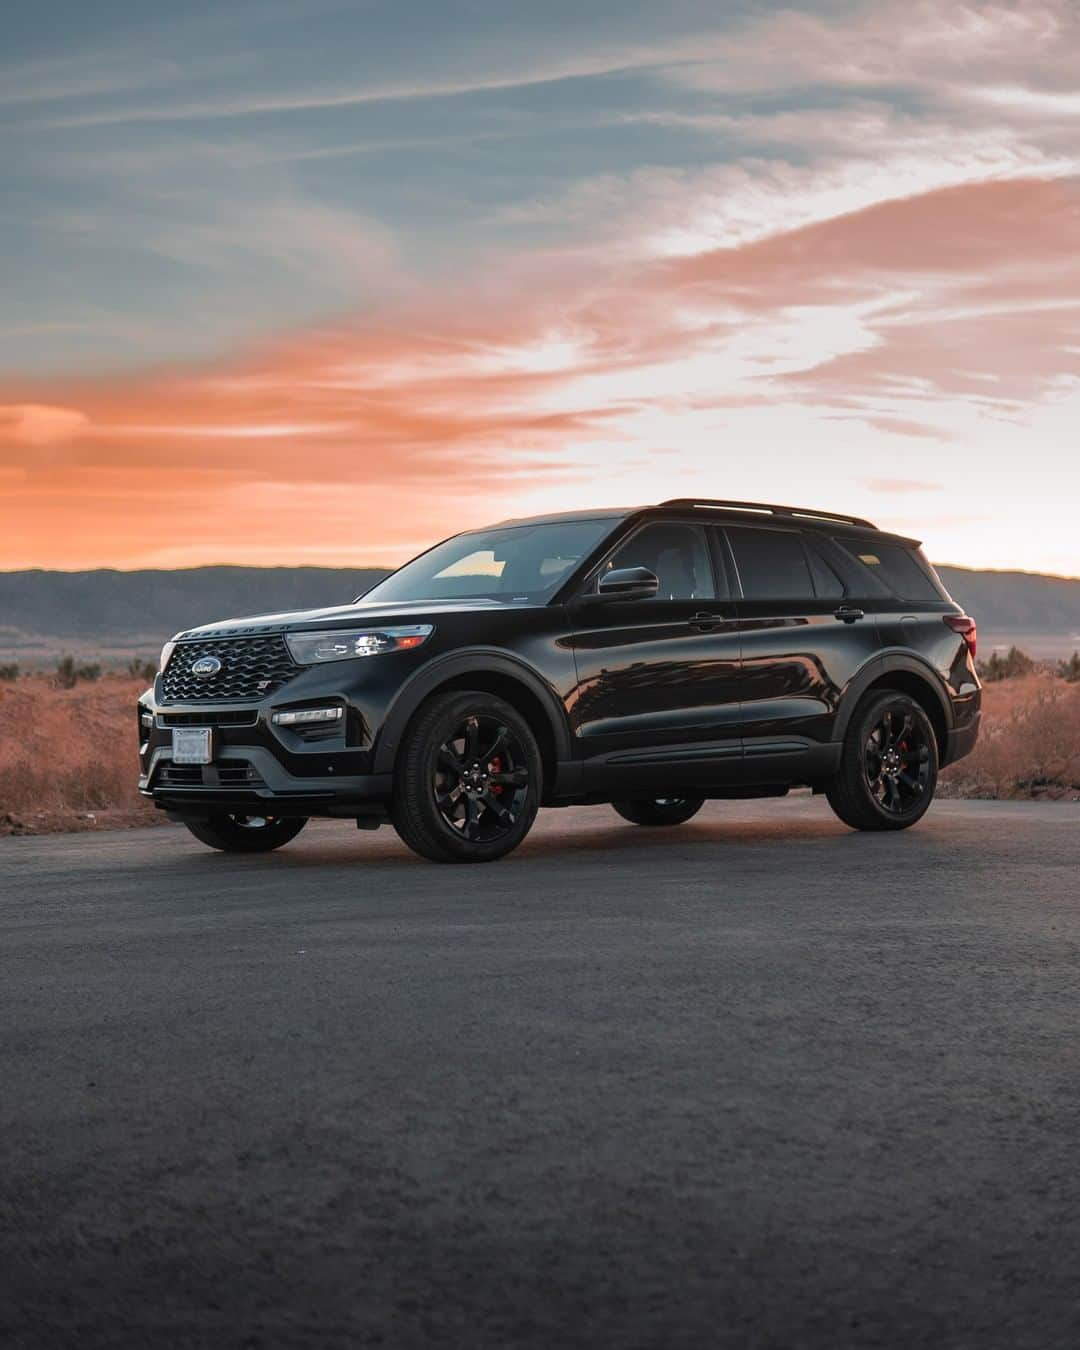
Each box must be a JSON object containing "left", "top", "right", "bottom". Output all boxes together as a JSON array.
[
  {"left": 434, "top": 713, "right": 532, "bottom": 843},
  {"left": 392, "top": 691, "right": 541, "bottom": 862},
  {"left": 612, "top": 797, "right": 705, "bottom": 827},
  {"left": 864, "top": 705, "right": 933, "bottom": 816},
  {"left": 826, "top": 689, "right": 938, "bottom": 831},
  {"left": 183, "top": 813, "right": 308, "bottom": 852}
]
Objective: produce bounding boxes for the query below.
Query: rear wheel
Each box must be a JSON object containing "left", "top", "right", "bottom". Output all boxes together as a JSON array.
[
  {"left": 826, "top": 690, "right": 938, "bottom": 831},
  {"left": 183, "top": 813, "right": 308, "bottom": 852},
  {"left": 392, "top": 691, "right": 541, "bottom": 863},
  {"left": 611, "top": 797, "right": 705, "bottom": 827}
]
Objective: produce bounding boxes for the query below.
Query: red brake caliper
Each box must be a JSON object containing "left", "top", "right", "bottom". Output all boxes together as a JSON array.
[{"left": 489, "top": 755, "right": 504, "bottom": 795}]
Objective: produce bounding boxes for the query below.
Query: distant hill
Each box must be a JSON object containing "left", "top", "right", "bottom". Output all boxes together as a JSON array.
[
  {"left": 1, "top": 562, "right": 1078, "bottom": 664},
  {"left": 935, "top": 566, "right": 1080, "bottom": 634},
  {"left": 0, "top": 567, "right": 390, "bottom": 665}
]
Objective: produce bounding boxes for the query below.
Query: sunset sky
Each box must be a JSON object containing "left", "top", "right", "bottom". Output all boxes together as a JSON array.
[{"left": 1, "top": 0, "right": 1078, "bottom": 575}]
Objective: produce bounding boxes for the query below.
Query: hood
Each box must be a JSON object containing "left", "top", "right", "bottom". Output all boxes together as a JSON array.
[{"left": 175, "top": 596, "right": 521, "bottom": 640}]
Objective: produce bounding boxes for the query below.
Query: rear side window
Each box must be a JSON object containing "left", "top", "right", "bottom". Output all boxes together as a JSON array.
[
  {"left": 803, "top": 538, "right": 847, "bottom": 598},
  {"left": 727, "top": 527, "right": 813, "bottom": 600},
  {"left": 834, "top": 539, "right": 943, "bottom": 602}
]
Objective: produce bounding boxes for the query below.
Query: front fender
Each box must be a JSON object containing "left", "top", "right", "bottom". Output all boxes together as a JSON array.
[{"left": 371, "top": 647, "right": 574, "bottom": 776}]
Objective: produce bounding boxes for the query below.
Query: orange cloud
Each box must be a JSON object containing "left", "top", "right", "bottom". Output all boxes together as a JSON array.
[
  {"left": 0, "top": 403, "right": 89, "bottom": 447},
  {"left": 2, "top": 175, "right": 1079, "bottom": 571}
]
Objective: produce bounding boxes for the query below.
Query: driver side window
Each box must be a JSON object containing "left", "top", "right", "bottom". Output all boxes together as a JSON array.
[{"left": 607, "top": 522, "right": 717, "bottom": 601}]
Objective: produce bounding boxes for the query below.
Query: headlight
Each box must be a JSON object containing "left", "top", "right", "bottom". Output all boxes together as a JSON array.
[
  {"left": 159, "top": 637, "right": 178, "bottom": 672},
  {"left": 285, "top": 625, "right": 434, "bottom": 665}
]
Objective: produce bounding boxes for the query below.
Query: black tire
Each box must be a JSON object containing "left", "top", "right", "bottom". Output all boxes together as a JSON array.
[
  {"left": 826, "top": 690, "right": 938, "bottom": 831},
  {"left": 391, "top": 691, "right": 542, "bottom": 863},
  {"left": 611, "top": 797, "right": 705, "bottom": 827},
  {"left": 183, "top": 813, "right": 308, "bottom": 853}
]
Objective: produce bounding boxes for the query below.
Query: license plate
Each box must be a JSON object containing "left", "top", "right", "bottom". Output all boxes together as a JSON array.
[{"left": 172, "top": 727, "right": 213, "bottom": 765}]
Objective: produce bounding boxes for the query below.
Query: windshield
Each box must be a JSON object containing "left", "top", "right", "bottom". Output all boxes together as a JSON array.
[{"left": 361, "top": 518, "right": 616, "bottom": 605}]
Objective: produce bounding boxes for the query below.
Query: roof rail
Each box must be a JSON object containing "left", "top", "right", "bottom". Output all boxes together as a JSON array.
[{"left": 657, "top": 498, "right": 877, "bottom": 530}]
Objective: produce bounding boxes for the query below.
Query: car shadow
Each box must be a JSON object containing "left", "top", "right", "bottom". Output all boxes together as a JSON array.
[{"left": 192, "top": 808, "right": 946, "bottom": 871}]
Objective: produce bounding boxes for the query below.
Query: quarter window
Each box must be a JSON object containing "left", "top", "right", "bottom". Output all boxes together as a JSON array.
[
  {"left": 727, "top": 527, "right": 814, "bottom": 600},
  {"left": 833, "top": 539, "right": 943, "bottom": 602}
]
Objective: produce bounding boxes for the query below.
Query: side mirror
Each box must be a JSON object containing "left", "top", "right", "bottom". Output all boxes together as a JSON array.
[{"left": 579, "top": 566, "right": 660, "bottom": 605}]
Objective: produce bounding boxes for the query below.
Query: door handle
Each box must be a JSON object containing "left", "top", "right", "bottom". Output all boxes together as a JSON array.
[
  {"left": 834, "top": 606, "right": 864, "bottom": 623},
  {"left": 690, "top": 612, "right": 727, "bottom": 630}
]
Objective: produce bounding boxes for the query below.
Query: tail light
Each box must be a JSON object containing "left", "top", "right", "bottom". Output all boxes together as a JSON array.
[{"left": 944, "top": 614, "right": 977, "bottom": 658}]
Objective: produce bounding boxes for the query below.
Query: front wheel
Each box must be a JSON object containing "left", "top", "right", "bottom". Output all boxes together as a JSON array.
[
  {"left": 826, "top": 690, "right": 938, "bottom": 831},
  {"left": 183, "top": 813, "right": 308, "bottom": 852},
  {"left": 611, "top": 797, "right": 705, "bottom": 827},
  {"left": 392, "top": 691, "right": 541, "bottom": 863}
]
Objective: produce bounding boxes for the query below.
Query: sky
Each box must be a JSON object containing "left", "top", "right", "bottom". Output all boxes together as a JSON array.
[{"left": 1, "top": 0, "right": 1078, "bottom": 575}]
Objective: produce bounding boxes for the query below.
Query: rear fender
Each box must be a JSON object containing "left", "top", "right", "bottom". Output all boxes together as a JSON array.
[{"left": 833, "top": 653, "right": 954, "bottom": 745}]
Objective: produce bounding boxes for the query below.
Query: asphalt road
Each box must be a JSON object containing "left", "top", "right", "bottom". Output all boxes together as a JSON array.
[{"left": 3, "top": 798, "right": 1080, "bottom": 1350}]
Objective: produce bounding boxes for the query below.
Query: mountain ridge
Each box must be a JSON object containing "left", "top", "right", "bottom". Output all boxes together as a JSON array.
[{"left": 1, "top": 564, "right": 1079, "bottom": 652}]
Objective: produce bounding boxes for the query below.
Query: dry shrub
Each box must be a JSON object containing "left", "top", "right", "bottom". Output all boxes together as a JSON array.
[
  {"left": 2, "top": 667, "right": 1079, "bottom": 828},
  {"left": 0, "top": 675, "right": 151, "bottom": 820},
  {"left": 941, "top": 673, "right": 1080, "bottom": 799},
  {"left": 977, "top": 645, "right": 1036, "bottom": 683}
]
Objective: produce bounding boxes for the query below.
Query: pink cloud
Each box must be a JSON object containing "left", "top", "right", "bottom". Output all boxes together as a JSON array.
[
  {"left": 0, "top": 403, "right": 89, "bottom": 447},
  {"left": 2, "top": 175, "right": 1079, "bottom": 569},
  {"left": 862, "top": 477, "right": 944, "bottom": 493}
]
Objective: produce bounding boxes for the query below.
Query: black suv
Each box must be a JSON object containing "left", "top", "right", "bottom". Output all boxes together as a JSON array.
[{"left": 138, "top": 499, "right": 981, "bottom": 862}]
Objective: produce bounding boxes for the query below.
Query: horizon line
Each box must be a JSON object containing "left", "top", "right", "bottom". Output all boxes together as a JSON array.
[{"left": 2, "top": 561, "right": 1079, "bottom": 584}]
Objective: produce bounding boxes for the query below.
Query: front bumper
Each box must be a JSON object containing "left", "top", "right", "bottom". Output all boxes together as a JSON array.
[
  {"left": 138, "top": 670, "right": 404, "bottom": 817},
  {"left": 141, "top": 738, "right": 391, "bottom": 816}
]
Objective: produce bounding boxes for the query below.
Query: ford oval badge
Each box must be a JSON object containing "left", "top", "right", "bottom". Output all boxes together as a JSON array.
[{"left": 191, "top": 654, "right": 222, "bottom": 677}]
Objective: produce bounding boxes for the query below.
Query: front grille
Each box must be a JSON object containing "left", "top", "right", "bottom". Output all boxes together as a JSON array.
[
  {"left": 159, "top": 764, "right": 203, "bottom": 786},
  {"left": 217, "top": 764, "right": 265, "bottom": 786},
  {"left": 157, "top": 710, "right": 259, "bottom": 727},
  {"left": 162, "top": 636, "right": 297, "bottom": 703},
  {"left": 158, "top": 761, "right": 266, "bottom": 788}
]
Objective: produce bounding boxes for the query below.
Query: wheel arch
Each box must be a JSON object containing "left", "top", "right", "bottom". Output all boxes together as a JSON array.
[
  {"left": 372, "top": 650, "right": 573, "bottom": 797},
  {"left": 836, "top": 654, "right": 952, "bottom": 758}
]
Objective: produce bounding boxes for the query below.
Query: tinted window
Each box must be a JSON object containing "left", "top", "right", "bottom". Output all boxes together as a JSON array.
[
  {"left": 803, "top": 537, "right": 846, "bottom": 598},
  {"left": 363, "top": 518, "right": 613, "bottom": 604},
  {"left": 727, "top": 527, "right": 813, "bottom": 600},
  {"left": 608, "top": 522, "right": 716, "bottom": 600},
  {"left": 834, "top": 539, "right": 943, "bottom": 602}
]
